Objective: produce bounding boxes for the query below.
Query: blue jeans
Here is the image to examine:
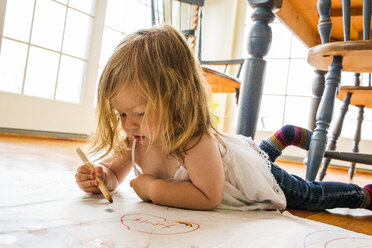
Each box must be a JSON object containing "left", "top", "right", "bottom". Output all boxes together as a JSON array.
[{"left": 259, "top": 140, "right": 366, "bottom": 210}]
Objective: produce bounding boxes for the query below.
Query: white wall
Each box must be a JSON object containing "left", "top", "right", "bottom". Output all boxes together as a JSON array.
[
  {"left": 202, "top": 0, "right": 247, "bottom": 132},
  {"left": 202, "top": 0, "right": 247, "bottom": 61}
]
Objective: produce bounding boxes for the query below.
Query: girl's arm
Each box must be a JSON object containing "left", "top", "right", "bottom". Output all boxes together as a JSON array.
[
  {"left": 130, "top": 135, "right": 225, "bottom": 210},
  {"left": 75, "top": 149, "right": 133, "bottom": 193},
  {"left": 99, "top": 151, "right": 133, "bottom": 191}
]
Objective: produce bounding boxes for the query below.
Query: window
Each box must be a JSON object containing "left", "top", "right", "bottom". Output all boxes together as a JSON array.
[
  {"left": 99, "top": 0, "right": 151, "bottom": 68},
  {"left": 96, "top": 0, "right": 152, "bottom": 103},
  {"left": 0, "top": 0, "right": 94, "bottom": 103},
  {"left": 0, "top": 0, "right": 155, "bottom": 135}
]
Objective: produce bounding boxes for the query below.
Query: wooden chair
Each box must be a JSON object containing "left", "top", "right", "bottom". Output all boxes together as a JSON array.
[
  {"left": 305, "top": 0, "right": 372, "bottom": 180},
  {"left": 202, "top": 66, "right": 241, "bottom": 104},
  {"left": 150, "top": 0, "right": 244, "bottom": 96},
  {"left": 319, "top": 73, "right": 372, "bottom": 180}
]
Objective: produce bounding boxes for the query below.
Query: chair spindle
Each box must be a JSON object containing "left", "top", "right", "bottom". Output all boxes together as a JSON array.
[
  {"left": 363, "top": 0, "right": 371, "bottom": 40},
  {"left": 342, "top": 0, "right": 350, "bottom": 41},
  {"left": 317, "top": 0, "right": 332, "bottom": 44}
]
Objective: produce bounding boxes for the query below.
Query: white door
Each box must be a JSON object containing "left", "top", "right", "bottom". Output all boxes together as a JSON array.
[{"left": 0, "top": 0, "right": 152, "bottom": 137}]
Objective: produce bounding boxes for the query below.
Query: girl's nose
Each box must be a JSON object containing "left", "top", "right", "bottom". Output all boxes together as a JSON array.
[{"left": 124, "top": 117, "right": 139, "bottom": 130}]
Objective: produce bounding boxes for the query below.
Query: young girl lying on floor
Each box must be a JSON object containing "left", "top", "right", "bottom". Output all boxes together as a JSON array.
[{"left": 75, "top": 25, "right": 371, "bottom": 211}]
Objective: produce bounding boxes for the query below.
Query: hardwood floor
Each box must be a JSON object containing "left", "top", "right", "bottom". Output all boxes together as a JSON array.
[
  {"left": 1, "top": 133, "right": 371, "bottom": 235},
  {"left": 276, "top": 160, "right": 372, "bottom": 236}
]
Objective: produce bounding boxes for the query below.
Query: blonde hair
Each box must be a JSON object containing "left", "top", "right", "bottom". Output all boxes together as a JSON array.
[{"left": 91, "top": 25, "right": 219, "bottom": 161}]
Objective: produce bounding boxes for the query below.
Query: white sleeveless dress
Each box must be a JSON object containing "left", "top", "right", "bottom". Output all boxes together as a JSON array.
[{"left": 132, "top": 133, "right": 286, "bottom": 211}]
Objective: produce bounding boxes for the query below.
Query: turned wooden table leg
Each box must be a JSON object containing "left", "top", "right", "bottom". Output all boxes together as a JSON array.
[{"left": 236, "top": 0, "right": 282, "bottom": 138}]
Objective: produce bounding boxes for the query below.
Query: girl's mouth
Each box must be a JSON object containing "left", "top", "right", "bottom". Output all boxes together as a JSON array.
[{"left": 134, "top": 136, "right": 144, "bottom": 141}]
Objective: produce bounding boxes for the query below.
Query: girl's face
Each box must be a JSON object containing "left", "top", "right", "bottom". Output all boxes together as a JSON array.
[{"left": 114, "top": 86, "right": 155, "bottom": 145}]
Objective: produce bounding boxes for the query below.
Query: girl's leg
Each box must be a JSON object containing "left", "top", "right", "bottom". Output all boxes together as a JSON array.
[
  {"left": 262, "top": 125, "right": 371, "bottom": 210},
  {"left": 270, "top": 162, "right": 367, "bottom": 210},
  {"left": 259, "top": 125, "right": 312, "bottom": 162},
  {"left": 364, "top": 184, "right": 372, "bottom": 210}
]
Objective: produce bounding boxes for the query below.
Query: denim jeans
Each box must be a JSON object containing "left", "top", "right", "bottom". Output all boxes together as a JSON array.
[{"left": 259, "top": 140, "right": 366, "bottom": 210}]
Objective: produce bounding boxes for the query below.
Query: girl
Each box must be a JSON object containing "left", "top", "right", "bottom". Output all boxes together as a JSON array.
[{"left": 75, "top": 25, "right": 371, "bottom": 211}]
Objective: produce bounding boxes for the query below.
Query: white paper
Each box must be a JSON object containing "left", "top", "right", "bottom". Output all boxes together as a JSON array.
[{"left": 1, "top": 171, "right": 371, "bottom": 247}]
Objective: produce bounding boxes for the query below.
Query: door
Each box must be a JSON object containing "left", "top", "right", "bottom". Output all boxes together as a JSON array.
[
  {"left": 0, "top": 0, "right": 158, "bottom": 137},
  {"left": 0, "top": 0, "right": 105, "bottom": 136}
]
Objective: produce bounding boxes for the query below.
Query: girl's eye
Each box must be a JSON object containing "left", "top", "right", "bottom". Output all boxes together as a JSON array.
[
  {"left": 135, "top": 112, "right": 145, "bottom": 117},
  {"left": 120, "top": 113, "right": 126, "bottom": 118}
]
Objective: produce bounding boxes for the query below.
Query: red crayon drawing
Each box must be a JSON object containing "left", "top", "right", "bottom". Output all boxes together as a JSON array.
[{"left": 121, "top": 213, "right": 200, "bottom": 235}]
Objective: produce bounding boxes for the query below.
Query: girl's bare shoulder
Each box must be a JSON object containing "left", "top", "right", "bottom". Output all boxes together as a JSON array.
[
  {"left": 187, "top": 133, "right": 220, "bottom": 149},
  {"left": 184, "top": 133, "right": 222, "bottom": 162}
]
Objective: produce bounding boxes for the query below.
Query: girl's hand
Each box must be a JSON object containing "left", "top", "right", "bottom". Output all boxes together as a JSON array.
[
  {"left": 75, "top": 164, "right": 105, "bottom": 193},
  {"left": 130, "top": 174, "right": 157, "bottom": 202}
]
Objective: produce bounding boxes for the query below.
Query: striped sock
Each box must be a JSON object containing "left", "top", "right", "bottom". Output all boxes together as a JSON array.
[
  {"left": 268, "top": 125, "right": 313, "bottom": 151},
  {"left": 363, "top": 184, "right": 372, "bottom": 210}
]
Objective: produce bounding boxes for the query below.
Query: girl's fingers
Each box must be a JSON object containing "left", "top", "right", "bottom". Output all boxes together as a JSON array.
[
  {"left": 75, "top": 172, "right": 95, "bottom": 182},
  {"left": 94, "top": 166, "right": 104, "bottom": 179},
  {"left": 79, "top": 179, "right": 98, "bottom": 188},
  {"left": 77, "top": 165, "right": 93, "bottom": 174},
  {"left": 75, "top": 165, "right": 106, "bottom": 194},
  {"left": 77, "top": 165, "right": 103, "bottom": 177},
  {"left": 129, "top": 178, "right": 136, "bottom": 187},
  {"left": 75, "top": 164, "right": 103, "bottom": 194}
]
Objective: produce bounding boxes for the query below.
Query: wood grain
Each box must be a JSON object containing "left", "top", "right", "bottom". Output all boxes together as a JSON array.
[
  {"left": 337, "top": 86, "right": 372, "bottom": 108},
  {"left": 276, "top": 0, "right": 370, "bottom": 46},
  {"left": 202, "top": 67, "right": 240, "bottom": 93},
  {"left": 307, "top": 40, "right": 372, "bottom": 72}
]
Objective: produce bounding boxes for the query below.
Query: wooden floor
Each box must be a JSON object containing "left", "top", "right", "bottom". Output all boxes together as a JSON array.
[{"left": 1, "top": 133, "right": 371, "bottom": 236}]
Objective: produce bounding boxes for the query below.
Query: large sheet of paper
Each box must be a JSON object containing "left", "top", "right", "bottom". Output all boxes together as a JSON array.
[{"left": 1, "top": 171, "right": 371, "bottom": 247}]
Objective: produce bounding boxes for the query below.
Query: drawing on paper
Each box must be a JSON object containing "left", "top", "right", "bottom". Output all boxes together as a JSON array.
[
  {"left": 303, "top": 229, "right": 372, "bottom": 248},
  {"left": 121, "top": 213, "right": 200, "bottom": 235}
]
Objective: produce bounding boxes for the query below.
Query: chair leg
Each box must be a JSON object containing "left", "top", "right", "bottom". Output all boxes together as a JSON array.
[
  {"left": 308, "top": 70, "right": 326, "bottom": 131},
  {"left": 306, "top": 56, "right": 343, "bottom": 181},
  {"left": 349, "top": 105, "right": 364, "bottom": 179},
  {"left": 319, "top": 92, "right": 351, "bottom": 180}
]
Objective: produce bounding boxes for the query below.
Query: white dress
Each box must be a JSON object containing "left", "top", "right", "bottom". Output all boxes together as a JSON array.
[{"left": 132, "top": 133, "right": 287, "bottom": 211}]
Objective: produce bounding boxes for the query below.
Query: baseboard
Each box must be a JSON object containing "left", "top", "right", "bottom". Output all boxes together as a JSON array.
[{"left": 0, "top": 127, "right": 90, "bottom": 141}]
